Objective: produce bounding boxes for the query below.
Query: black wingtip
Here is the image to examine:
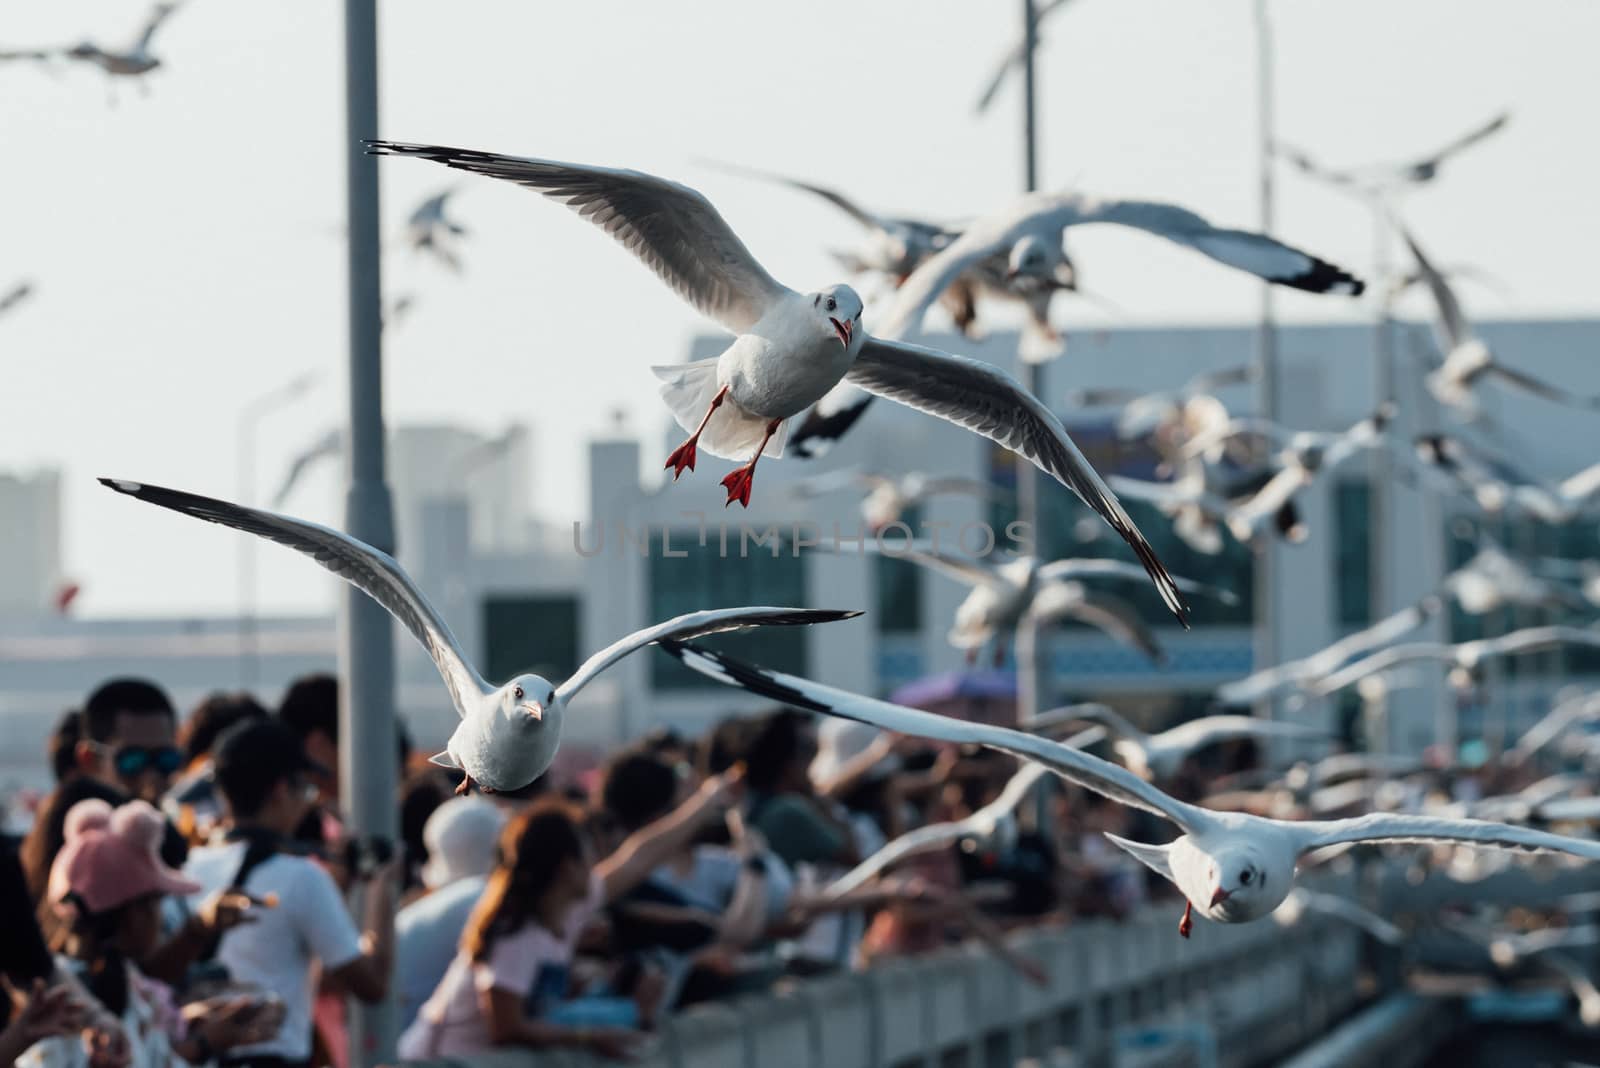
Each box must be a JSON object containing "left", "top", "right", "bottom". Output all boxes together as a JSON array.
[
  {"left": 1281, "top": 257, "right": 1365, "bottom": 298},
  {"left": 99, "top": 477, "right": 142, "bottom": 496}
]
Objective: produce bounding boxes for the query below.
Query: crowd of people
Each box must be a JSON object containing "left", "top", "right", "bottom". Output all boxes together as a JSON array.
[{"left": 0, "top": 675, "right": 1197, "bottom": 1067}]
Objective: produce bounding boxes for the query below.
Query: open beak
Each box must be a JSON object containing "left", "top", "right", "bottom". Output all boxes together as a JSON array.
[
  {"left": 829, "top": 316, "right": 853, "bottom": 347},
  {"left": 1209, "top": 887, "right": 1231, "bottom": 908},
  {"left": 520, "top": 703, "right": 543, "bottom": 722}
]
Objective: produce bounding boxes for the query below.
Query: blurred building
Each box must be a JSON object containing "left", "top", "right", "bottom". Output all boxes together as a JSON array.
[
  {"left": 4, "top": 317, "right": 1599, "bottom": 791},
  {"left": 0, "top": 468, "right": 63, "bottom": 617}
]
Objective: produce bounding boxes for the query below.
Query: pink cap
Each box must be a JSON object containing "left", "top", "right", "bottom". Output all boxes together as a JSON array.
[{"left": 48, "top": 798, "right": 201, "bottom": 914}]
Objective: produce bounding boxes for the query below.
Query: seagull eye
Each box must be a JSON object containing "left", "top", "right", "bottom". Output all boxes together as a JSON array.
[
  {"left": 1239, "top": 870, "right": 1253, "bottom": 885},
  {"left": 513, "top": 685, "right": 524, "bottom": 700},
  {"left": 826, "top": 297, "right": 837, "bottom": 312}
]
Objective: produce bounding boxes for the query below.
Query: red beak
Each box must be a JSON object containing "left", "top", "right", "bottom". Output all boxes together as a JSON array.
[
  {"left": 1209, "top": 887, "right": 1231, "bottom": 908},
  {"left": 829, "top": 316, "right": 852, "bottom": 347},
  {"left": 1004, "top": 268, "right": 1020, "bottom": 282}
]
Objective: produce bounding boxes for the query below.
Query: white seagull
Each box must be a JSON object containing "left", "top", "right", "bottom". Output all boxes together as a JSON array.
[
  {"left": 1065, "top": 364, "right": 1254, "bottom": 448},
  {"left": 1214, "top": 596, "right": 1444, "bottom": 707},
  {"left": 1310, "top": 626, "right": 1600, "bottom": 699},
  {"left": 367, "top": 140, "right": 1189, "bottom": 622},
  {"left": 0, "top": 279, "right": 35, "bottom": 318},
  {"left": 1402, "top": 223, "right": 1600, "bottom": 420},
  {"left": 875, "top": 190, "right": 1364, "bottom": 342},
  {"left": 1108, "top": 459, "right": 1308, "bottom": 555},
  {"left": 1507, "top": 691, "right": 1600, "bottom": 767},
  {"left": 1406, "top": 434, "right": 1597, "bottom": 523},
  {"left": 269, "top": 428, "right": 343, "bottom": 510},
  {"left": 99, "top": 478, "right": 858, "bottom": 795},
  {"left": 972, "top": 0, "right": 1080, "bottom": 115},
  {"left": 1176, "top": 404, "right": 1395, "bottom": 535},
  {"left": 825, "top": 723, "right": 1106, "bottom": 898},
  {"left": 1024, "top": 704, "right": 1328, "bottom": 782},
  {"left": 404, "top": 187, "right": 470, "bottom": 272},
  {"left": 699, "top": 160, "right": 958, "bottom": 285},
  {"left": 1271, "top": 887, "right": 1404, "bottom": 945},
  {"left": 786, "top": 468, "right": 997, "bottom": 533},
  {"left": 884, "top": 549, "right": 1236, "bottom": 664},
  {"left": 660, "top": 639, "right": 1600, "bottom": 939},
  {"left": 62, "top": 1, "right": 181, "bottom": 80},
  {"left": 1438, "top": 533, "right": 1589, "bottom": 617},
  {"left": 1275, "top": 111, "right": 1510, "bottom": 193}
]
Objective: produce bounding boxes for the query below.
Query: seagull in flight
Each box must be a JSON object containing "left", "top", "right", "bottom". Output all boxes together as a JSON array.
[
  {"left": 1310, "top": 625, "right": 1600, "bottom": 699},
  {"left": 368, "top": 140, "right": 1190, "bottom": 622},
  {"left": 1401, "top": 223, "right": 1600, "bottom": 420},
  {"left": 1214, "top": 596, "right": 1444, "bottom": 707},
  {"left": 880, "top": 549, "right": 1235, "bottom": 665},
  {"left": 1271, "top": 888, "right": 1404, "bottom": 945},
  {"left": 61, "top": 1, "right": 182, "bottom": 85},
  {"left": 1276, "top": 111, "right": 1510, "bottom": 195},
  {"left": 699, "top": 160, "right": 959, "bottom": 286},
  {"left": 826, "top": 723, "right": 1106, "bottom": 898},
  {"left": 0, "top": 280, "right": 35, "bottom": 318},
  {"left": 876, "top": 190, "right": 1364, "bottom": 342},
  {"left": 1065, "top": 363, "right": 1255, "bottom": 451},
  {"left": 100, "top": 478, "right": 857, "bottom": 795},
  {"left": 1024, "top": 704, "right": 1328, "bottom": 782},
  {"left": 972, "top": 0, "right": 1081, "bottom": 115},
  {"left": 660, "top": 638, "right": 1600, "bottom": 939},
  {"left": 1177, "top": 405, "right": 1396, "bottom": 534},
  {"left": 1406, "top": 434, "right": 1600, "bottom": 523},
  {"left": 404, "top": 187, "right": 470, "bottom": 272},
  {"left": 786, "top": 468, "right": 997, "bottom": 533}
]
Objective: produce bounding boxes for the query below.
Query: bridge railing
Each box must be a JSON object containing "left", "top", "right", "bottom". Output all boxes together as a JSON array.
[{"left": 403, "top": 884, "right": 1371, "bottom": 1068}]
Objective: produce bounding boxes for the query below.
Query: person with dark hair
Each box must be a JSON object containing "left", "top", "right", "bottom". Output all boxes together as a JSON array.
[
  {"left": 182, "top": 720, "right": 397, "bottom": 1068},
  {"left": 21, "top": 678, "right": 186, "bottom": 905},
  {"left": 276, "top": 675, "right": 339, "bottom": 803},
  {"left": 180, "top": 694, "right": 269, "bottom": 769},
  {"left": 398, "top": 769, "right": 741, "bottom": 1061},
  {"left": 743, "top": 710, "right": 860, "bottom": 871},
  {"left": 598, "top": 752, "right": 787, "bottom": 1007},
  {"left": 166, "top": 693, "right": 270, "bottom": 843},
  {"left": 47, "top": 711, "right": 83, "bottom": 786}
]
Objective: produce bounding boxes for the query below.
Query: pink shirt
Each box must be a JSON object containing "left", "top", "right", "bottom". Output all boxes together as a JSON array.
[{"left": 396, "top": 873, "right": 603, "bottom": 1059}]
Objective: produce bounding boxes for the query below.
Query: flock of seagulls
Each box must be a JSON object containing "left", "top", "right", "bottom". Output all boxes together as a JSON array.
[{"left": 27, "top": 3, "right": 1596, "bottom": 1039}]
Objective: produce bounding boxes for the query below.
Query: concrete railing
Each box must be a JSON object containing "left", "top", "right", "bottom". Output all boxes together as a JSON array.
[
  {"left": 1276, "top": 993, "right": 1459, "bottom": 1068},
  {"left": 403, "top": 894, "right": 1371, "bottom": 1068}
]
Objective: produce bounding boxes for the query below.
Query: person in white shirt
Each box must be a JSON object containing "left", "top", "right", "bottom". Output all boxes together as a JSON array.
[
  {"left": 393, "top": 797, "right": 505, "bottom": 1031},
  {"left": 183, "top": 720, "right": 396, "bottom": 1068}
]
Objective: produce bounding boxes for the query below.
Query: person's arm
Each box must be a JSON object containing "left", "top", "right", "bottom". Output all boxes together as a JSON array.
[
  {"left": 0, "top": 980, "right": 85, "bottom": 1066},
  {"left": 479, "top": 987, "right": 643, "bottom": 1060},
  {"left": 313, "top": 858, "right": 399, "bottom": 1003},
  {"left": 137, "top": 890, "right": 259, "bottom": 985},
  {"left": 597, "top": 769, "right": 741, "bottom": 905},
  {"left": 812, "top": 734, "right": 897, "bottom": 800}
]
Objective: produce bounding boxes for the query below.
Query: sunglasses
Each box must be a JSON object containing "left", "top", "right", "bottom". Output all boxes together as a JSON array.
[{"left": 110, "top": 744, "right": 183, "bottom": 778}]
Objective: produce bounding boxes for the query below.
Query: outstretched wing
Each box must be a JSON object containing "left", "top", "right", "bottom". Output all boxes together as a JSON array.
[
  {"left": 847, "top": 336, "right": 1188, "bottom": 625},
  {"left": 658, "top": 641, "right": 1204, "bottom": 831},
  {"left": 1288, "top": 811, "right": 1600, "bottom": 862},
  {"left": 555, "top": 607, "right": 860, "bottom": 704},
  {"left": 100, "top": 478, "right": 489, "bottom": 716},
  {"left": 1036, "top": 558, "right": 1240, "bottom": 606},
  {"left": 368, "top": 141, "right": 790, "bottom": 334}
]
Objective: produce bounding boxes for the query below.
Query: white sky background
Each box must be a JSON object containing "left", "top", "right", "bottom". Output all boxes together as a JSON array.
[{"left": 2, "top": 0, "right": 1597, "bottom": 619}]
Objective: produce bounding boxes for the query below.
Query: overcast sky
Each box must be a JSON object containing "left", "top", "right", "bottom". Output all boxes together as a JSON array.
[{"left": 3, "top": 0, "right": 1597, "bottom": 619}]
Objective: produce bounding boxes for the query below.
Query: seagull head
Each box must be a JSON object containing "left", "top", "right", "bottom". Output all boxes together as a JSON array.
[
  {"left": 1004, "top": 235, "right": 1056, "bottom": 282},
  {"left": 812, "top": 285, "right": 864, "bottom": 350},
  {"left": 1205, "top": 847, "right": 1280, "bottom": 921},
  {"left": 500, "top": 675, "right": 558, "bottom": 731}
]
